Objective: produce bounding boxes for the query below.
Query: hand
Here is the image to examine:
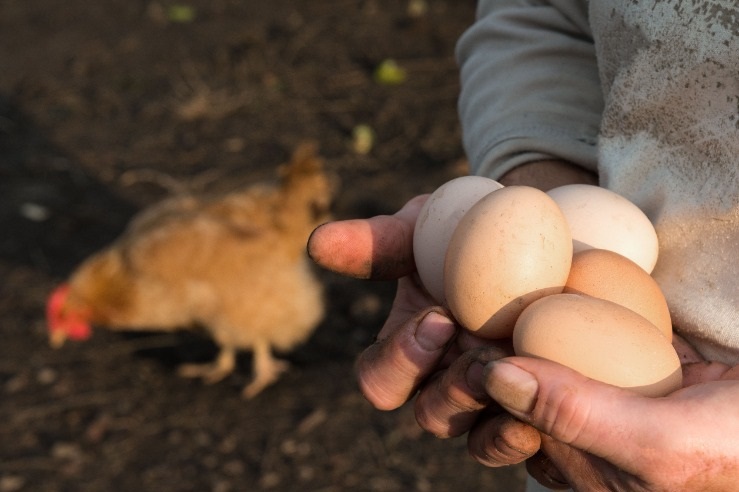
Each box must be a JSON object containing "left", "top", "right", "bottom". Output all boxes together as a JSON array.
[
  {"left": 482, "top": 336, "right": 739, "bottom": 491},
  {"left": 307, "top": 160, "right": 597, "bottom": 469},
  {"left": 307, "top": 194, "right": 542, "bottom": 464}
]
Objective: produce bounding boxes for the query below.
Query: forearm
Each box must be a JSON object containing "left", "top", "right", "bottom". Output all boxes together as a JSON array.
[{"left": 457, "top": 0, "right": 602, "bottom": 181}]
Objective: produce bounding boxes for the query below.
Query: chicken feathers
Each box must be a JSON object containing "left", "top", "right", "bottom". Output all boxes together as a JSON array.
[{"left": 47, "top": 142, "right": 336, "bottom": 398}]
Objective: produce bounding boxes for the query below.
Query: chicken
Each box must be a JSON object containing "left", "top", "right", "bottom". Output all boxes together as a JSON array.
[{"left": 46, "top": 142, "right": 336, "bottom": 398}]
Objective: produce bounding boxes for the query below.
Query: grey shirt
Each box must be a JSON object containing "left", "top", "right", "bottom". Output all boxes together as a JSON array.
[{"left": 457, "top": 0, "right": 739, "bottom": 364}]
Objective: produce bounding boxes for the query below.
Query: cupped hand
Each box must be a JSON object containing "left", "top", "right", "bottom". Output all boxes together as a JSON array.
[
  {"left": 306, "top": 161, "right": 601, "bottom": 470},
  {"left": 307, "top": 195, "right": 541, "bottom": 465},
  {"left": 482, "top": 338, "right": 739, "bottom": 491},
  {"left": 306, "top": 162, "right": 739, "bottom": 490}
]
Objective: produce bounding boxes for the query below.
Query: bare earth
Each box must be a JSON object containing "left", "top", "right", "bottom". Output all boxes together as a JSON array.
[{"left": 0, "top": 1, "right": 527, "bottom": 490}]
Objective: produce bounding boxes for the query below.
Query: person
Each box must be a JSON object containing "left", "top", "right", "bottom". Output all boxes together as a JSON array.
[{"left": 309, "top": 1, "right": 739, "bottom": 490}]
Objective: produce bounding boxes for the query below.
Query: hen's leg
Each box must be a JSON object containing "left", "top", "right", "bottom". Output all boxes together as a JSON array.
[
  {"left": 177, "top": 347, "right": 236, "bottom": 384},
  {"left": 241, "top": 339, "right": 289, "bottom": 399}
]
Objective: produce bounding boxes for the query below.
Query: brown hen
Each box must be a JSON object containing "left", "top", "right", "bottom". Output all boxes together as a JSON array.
[{"left": 46, "top": 143, "right": 335, "bottom": 398}]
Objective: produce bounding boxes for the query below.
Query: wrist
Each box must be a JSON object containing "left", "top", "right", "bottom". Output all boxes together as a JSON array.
[{"left": 499, "top": 160, "right": 597, "bottom": 191}]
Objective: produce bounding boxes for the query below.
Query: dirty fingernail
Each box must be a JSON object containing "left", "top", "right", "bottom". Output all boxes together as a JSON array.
[
  {"left": 415, "top": 311, "right": 455, "bottom": 352},
  {"left": 484, "top": 361, "right": 538, "bottom": 416}
]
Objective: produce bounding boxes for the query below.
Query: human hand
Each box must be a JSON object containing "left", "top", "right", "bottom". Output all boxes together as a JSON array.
[
  {"left": 308, "top": 195, "right": 454, "bottom": 405},
  {"left": 307, "top": 160, "right": 598, "bottom": 468},
  {"left": 481, "top": 334, "right": 739, "bottom": 491},
  {"left": 307, "top": 194, "right": 542, "bottom": 464}
]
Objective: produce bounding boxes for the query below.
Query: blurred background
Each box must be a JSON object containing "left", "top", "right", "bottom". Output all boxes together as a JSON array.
[{"left": 0, "top": 1, "right": 527, "bottom": 490}]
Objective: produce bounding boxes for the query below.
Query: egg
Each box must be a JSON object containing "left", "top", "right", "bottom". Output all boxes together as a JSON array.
[
  {"left": 565, "top": 249, "right": 672, "bottom": 340},
  {"left": 444, "top": 186, "right": 572, "bottom": 339},
  {"left": 513, "top": 293, "right": 682, "bottom": 397},
  {"left": 546, "top": 184, "right": 659, "bottom": 273},
  {"left": 413, "top": 176, "right": 503, "bottom": 303}
]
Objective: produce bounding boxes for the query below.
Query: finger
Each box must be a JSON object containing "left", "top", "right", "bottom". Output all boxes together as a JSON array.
[
  {"left": 537, "top": 434, "right": 645, "bottom": 491},
  {"left": 356, "top": 308, "right": 456, "bottom": 410},
  {"left": 436, "top": 327, "right": 515, "bottom": 370},
  {"left": 377, "top": 276, "right": 438, "bottom": 340},
  {"left": 525, "top": 451, "right": 571, "bottom": 490},
  {"left": 414, "top": 347, "right": 507, "bottom": 438},
  {"left": 488, "top": 359, "right": 739, "bottom": 490},
  {"left": 483, "top": 358, "right": 669, "bottom": 473},
  {"left": 307, "top": 195, "right": 428, "bottom": 280},
  {"left": 719, "top": 365, "right": 739, "bottom": 380},
  {"left": 672, "top": 332, "right": 704, "bottom": 364},
  {"left": 467, "top": 412, "right": 541, "bottom": 467},
  {"left": 682, "top": 360, "right": 731, "bottom": 386},
  {"left": 672, "top": 333, "right": 733, "bottom": 387}
]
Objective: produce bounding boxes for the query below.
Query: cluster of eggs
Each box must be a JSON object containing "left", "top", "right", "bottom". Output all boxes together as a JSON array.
[{"left": 413, "top": 176, "right": 681, "bottom": 397}]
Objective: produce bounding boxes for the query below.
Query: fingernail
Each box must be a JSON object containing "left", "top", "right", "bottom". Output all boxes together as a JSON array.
[
  {"left": 465, "top": 360, "right": 486, "bottom": 397},
  {"left": 484, "top": 361, "right": 538, "bottom": 416},
  {"left": 415, "top": 311, "right": 455, "bottom": 352}
]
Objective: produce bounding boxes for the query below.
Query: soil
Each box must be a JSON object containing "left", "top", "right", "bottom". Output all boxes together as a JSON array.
[{"left": 0, "top": 1, "right": 528, "bottom": 491}]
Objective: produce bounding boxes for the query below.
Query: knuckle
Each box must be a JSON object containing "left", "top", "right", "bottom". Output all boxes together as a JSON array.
[
  {"left": 414, "top": 399, "right": 451, "bottom": 437},
  {"left": 414, "top": 374, "right": 485, "bottom": 438},
  {"left": 355, "top": 337, "right": 428, "bottom": 411},
  {"left": 538, "top": 384, "right": 595, "bottom": 448},
  {"left": 354, "top": 350, "right": 405, "bottom": 411},
  {"left": 468, "top": 414, "right": 539, "bottom": 467}
]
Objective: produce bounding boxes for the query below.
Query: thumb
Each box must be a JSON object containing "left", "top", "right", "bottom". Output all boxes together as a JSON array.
[
  {"left": 307, "top": 195, "right": 428, "bottom": 280},
  {"left": 483, "top": 357, "right": 667, "bottom": 472}
]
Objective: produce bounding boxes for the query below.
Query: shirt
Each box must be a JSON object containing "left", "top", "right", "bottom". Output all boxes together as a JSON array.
[{"left": 457, "top": 0, "right": 739, "bottom": 364}]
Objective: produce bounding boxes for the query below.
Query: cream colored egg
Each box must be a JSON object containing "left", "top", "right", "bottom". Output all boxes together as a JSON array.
[
  {"left": 513, "top": 293, "right": 682, "bottom": 397},
  {"left": 546, "top": 184, "right": 659, "bottom": 273},
  {"left": 413, "top": 176, "right": 503, "bottom": 304},
  {"left": 444, "top": 186, "right": 572, "bottom": 339},
  {"left": 565, "top": 248, "right": 672, "bottom": 340}
]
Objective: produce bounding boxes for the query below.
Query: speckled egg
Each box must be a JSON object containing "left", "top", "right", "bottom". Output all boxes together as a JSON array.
[
  {"left": 513, "top": 293, "right": 682, "bottom": 397},
  {"left": 565, "top": 248, "right": 672, "bottom": 340},
  {"left": 444, "top": 186, "right": 572, "bottom": 339}
]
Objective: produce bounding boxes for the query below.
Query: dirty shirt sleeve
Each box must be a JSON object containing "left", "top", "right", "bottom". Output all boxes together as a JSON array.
[{"left": 456, "top": 0, "right": 602, "bottom": 180}]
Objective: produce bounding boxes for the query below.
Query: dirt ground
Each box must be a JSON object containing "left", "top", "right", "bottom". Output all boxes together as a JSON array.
[{"left": 0, "top": 1, "right": 528, "bottom": 490}]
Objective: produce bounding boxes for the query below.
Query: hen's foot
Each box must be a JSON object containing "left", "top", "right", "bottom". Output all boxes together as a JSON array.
[
  {"left": 241, "top": 340, "right": 290, "bottom": 399},
  {"left": 241, "top": 358, "right": 289, "bottom": 399},
  {"left": 177, "top": 348, "right": 236, "bottom": 384}
]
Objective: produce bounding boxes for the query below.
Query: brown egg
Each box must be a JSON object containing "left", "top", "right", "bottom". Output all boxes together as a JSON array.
[
  {"left": 444, "top": 186, "right": 572, "bottom": 339},
  {"left": 513, "top": 294, "right": 682, "bottom": 397},
  {"left": 565, "top": 249, "right": 672, "bottom": 341}
]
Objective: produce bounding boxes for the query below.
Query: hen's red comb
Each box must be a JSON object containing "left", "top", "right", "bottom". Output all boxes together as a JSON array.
[{"left": 46, "top": 283, "right": 92, "bottom": 341}]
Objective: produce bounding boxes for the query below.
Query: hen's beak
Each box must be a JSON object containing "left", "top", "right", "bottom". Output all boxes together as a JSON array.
[{"left": 49, "top": 330, "right": 67, "bottom": 349}]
